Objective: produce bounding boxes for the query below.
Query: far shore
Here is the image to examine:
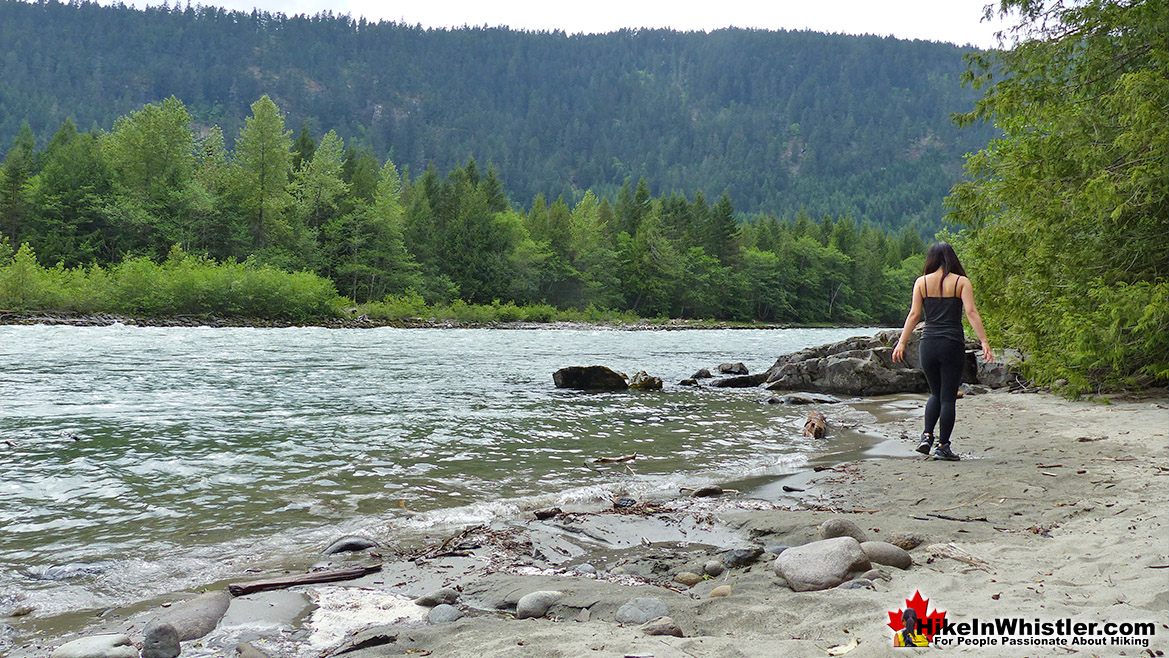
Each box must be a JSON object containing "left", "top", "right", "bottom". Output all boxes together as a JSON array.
[
  {"left": 0, "top": 311, "right": 879, "bottom": 331},
  {"left": 7, "top": 389, "right": 1167, "bottom": 658}
]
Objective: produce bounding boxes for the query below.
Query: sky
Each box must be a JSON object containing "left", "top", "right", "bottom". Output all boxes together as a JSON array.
[{"left": 112, "top": 0, "right": 1016, "bottom": 48}]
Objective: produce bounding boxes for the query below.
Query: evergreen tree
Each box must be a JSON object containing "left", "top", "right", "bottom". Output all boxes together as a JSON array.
[
  {"left": 0, "top": 122, "right": 35, "bottom": 245},
  {"left": 234, "top": 95, "right": 293, "bottom": 252}
]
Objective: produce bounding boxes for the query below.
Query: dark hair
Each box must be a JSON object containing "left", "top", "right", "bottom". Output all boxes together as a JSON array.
[
  {"left": 923, "top": 242, "right": 967, "bottom": 278},
  {"left": 902, "top": 608, "right": 920, "bottom": 639}
]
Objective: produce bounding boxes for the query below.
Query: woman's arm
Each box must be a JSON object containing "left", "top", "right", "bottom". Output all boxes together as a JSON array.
[
  {"left": 892, "top": 277, "right": 924, "bottom": 363},
  {"left": 960, "top": 276, "right": 993, "bottom": 362}
]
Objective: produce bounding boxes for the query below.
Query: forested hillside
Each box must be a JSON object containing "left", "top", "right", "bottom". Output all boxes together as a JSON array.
[{"left": 0, "top": 0, "right": 994, "bottom": 232}]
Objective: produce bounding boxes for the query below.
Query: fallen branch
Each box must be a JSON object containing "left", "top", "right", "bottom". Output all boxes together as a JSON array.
[
  {"left": 923, "top": 542, "right": 992, "bottom": 571},
  {"left": 593, "top": 453, "right": 638, "bottom": 463},
  {"left": 927, "top": 513, "right": 990, "bottom": 523},
  {"left": 228, "top": 564, "right": 382, "bottom": 597}
]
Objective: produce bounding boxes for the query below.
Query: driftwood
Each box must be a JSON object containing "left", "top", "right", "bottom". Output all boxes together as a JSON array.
[
  {"left": 922, "top": 542, "right": 992, "bottom": 571},
  {"left": 593, "top": 453, "right": 638, "bottom": 463},
  {"left": 803, "top": 411, "right": 827, "bottom": 439},
  {"left": 227, "top": 565, "right": 382, "bottom": 596}
]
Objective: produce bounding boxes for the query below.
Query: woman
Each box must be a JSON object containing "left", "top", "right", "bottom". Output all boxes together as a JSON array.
[{"left": 892, "top": 242, "right": 992, "bottom": 461}]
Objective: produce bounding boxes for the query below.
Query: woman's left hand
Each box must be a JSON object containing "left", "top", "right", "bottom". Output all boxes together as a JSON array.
[
  {"left": 982, "top": 342, "right": 994, "bottom": 362},
  {"left": 892, "top": 343, "right": 905, "bottom": 363}
]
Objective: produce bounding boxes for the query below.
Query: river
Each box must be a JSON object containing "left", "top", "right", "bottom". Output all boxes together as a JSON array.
[{"left": 0, "top": 324, "right": 887, "bottom": 636}]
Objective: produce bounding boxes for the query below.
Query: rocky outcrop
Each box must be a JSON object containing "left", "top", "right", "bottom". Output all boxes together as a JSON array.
[
  {"left": 629, "top": 371, "right": 663, "bottom": 390},
  {"left": 553, "top": 366, "right": 628, "bottom": 390},
  {"left": 763, "top": 329, "right": 1027, "bottom": 395}
]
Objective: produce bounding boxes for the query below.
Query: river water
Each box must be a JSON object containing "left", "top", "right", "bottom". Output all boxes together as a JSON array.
[{"left": 0, "top": 324, "right": 886, "bottom": 632}]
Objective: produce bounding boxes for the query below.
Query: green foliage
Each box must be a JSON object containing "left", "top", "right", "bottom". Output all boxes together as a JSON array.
[{"left": 947, "top": 0, "right": 1168, "bottom": 393}]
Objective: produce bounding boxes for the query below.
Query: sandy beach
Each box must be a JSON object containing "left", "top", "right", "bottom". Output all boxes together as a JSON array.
[{"left": 12, "top": 389, "right": 1168, "bottom": 658}]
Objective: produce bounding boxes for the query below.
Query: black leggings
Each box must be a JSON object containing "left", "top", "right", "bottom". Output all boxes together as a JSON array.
[{"left": 919, "top": 338, "right": 965, "bottom": 444}]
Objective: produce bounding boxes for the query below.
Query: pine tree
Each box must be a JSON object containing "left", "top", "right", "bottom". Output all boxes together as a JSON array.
[{"left": 234, "top": 95, "right": 292, "bottom": 251}]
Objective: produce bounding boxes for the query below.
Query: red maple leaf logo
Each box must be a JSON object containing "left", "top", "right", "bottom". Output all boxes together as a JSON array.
[{"left": 888, "top": 590, "right": 947, "bottom": 641}]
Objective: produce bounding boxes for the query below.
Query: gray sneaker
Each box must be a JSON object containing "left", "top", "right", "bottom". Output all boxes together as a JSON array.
[
  {"left": 933, "top": 443, "right": 960, "bottom": 461},
  {"left": 916, "top": 433, "right": 934, "bottom": 455}
]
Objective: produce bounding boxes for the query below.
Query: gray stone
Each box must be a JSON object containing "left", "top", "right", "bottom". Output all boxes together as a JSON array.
[
  {"left": 328, "top": 625, "right": 398, "bottom": 655},
  {"left": 673, "top": 572, "right": 702, "bottom": 587},
  {"left": 765, "top": 544, "right": 791, "bottom": 556},
  {"left": 615, "top": 597, "right": 668, "bottom": 625},
  {"left": 679, "top": 379, "right": 698, "bottom": 386},
  {"left": 553, "top": 366, "right": 628, "bottom": 390},
  {"left": 427, "top": 604, "right": 463, "bottom": 624},
  {"left": 722, "top": 547, "right": 764, "bottom": 567},
  {"left": 145, "top": 591, "right": 231, "bottom": 641},
  {"left": 691, "top": 369, "right": 714, "bottom": 379},
  {"left": 569, "top": 563, "right": 596, "bottom": 575},
  {"left": 773, "top": 537, "right": 872, "bottom": 592},
  {"left": 702, "top": 560, "right": 725, "bottom": 577},
  {"left": 767, "top": 393, "right": 842, "bottom": 405},
  {"left": 885, "top": 532, "right": 929, "bottom": 551},
  {"left": 976, "top": 350, "right": 1027, "bottom": 389},
  {"left": 414, "top": 587, "right": 459, "bottom": 607},
  {"left": 322, "top": 536, "right": 379, "bottom": 555},
  {"left": 141, "top": 623, "right": 179, "bottom": 658},
  {"left": 818, "top": 518, "right": 868, "bottom": 543},
  {"left": 690, "top": 485, "right": 723, "bottom": 498},
  {"left": 515, "top": 590, "right": 562, "bottom": 619},
  {"left": 641, "top": 616, "right": 684, "bottom": 637},
  {"left": 710, "top": 373, "right": 767, "bottom": 388},
  {"left": 860, "top": 541, "right": 913, "bottom": 570},
  {"left": 709, "top": 585, "right": 732, "bottom": 598},
  {"left": 51, "top": 635, "right": 138, "bottom": 658},
  {"left": 763, "top": 330, "right": 932, "bottom": 395},
  {"left": 718, "top": 362, "right": 749, "bottom": 375},
  {"left": 235, "top": 644, "right": 271, "bottom": 658},
  {"left": 838, "top": 579, "right": 874, "bottom": 590},
  {"left": 861, "top": 568, "right": 891, "bottom": 582}
]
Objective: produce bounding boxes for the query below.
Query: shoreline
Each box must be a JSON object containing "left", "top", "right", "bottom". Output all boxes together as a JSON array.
[
  {"left": 0, "top": 311, "right": 874, "bottom": 331},
  {"left": 7, "top": 389, "right": 1167, "bottom": 657}
]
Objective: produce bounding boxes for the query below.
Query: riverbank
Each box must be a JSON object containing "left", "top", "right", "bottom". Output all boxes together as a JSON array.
[{"left": 10, "top": 389, "right": 1166, "bottom": 657}]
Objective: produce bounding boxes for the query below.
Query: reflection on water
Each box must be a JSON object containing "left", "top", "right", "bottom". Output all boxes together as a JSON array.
[{"left": 0, "top": 325, "right": 882, "bottom": 619}]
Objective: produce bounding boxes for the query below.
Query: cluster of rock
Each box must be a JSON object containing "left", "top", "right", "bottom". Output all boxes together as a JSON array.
[
  {"left": 773, "top": 518, "right": 913, "bottom": 591},
  {"left": 551, "top": 366, "right": 661, "bottom": 390},
  {"left": 49, "top": 591, "right": 230, "bottom": 658}
]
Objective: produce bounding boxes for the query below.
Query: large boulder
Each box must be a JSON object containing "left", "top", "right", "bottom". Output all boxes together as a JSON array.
[
  {"left": 144, "top": 590, "right": 231, "bottom": 642},
  {"left": 710, "top": 373, "right": 768, "bottom": 388},
  {"left": 553, "top": 366, "right": 628, "bottom": 390},
  {"left": 773, "top": 537, "right": 872, "bottom": 591}
]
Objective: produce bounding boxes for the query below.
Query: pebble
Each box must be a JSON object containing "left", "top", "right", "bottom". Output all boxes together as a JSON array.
[
  {"left": 673, "top": 572, "right": 702, "bottom": 587},
  {"left": 818, "top": 518, "right": 868, "bottom": 543},
  {"left": 322, "top": 536, "right": 379, "bottom": 555},
  {"left": 884, "top": 532, "right": 929, "bottom": 551},
  {"left": 690, "top": 485, "right": 723, "bottom": 498},
  {"left": 141, "top": 623, "right": 179, "bottom": 658},
  {"left": 428, "top": 604, "right": 463, "bottom": 624},
  {"left": 615, "top": 598, "right": 668, "bottom": 625},
  {"left": 679, "top": 378, "right": 698, "bottom": 386},
  {"left": 515, "top": 591, "right": 561, "bottom": 619},
  {"left": 709, "top": 586, "right": 732, "bottom": 598},
  {"left": 51, "top": 635, "right": 139, "bottom": 658},
  {"left": 838, "top": 578, "right": 874, "bottom": 590},
  {"left": 414, "top": 587, "right": 459, "bottom": 607},
  {"left": 860, "top": 541, "right": 913, "bottom": 570},
  {"left": 702, "top": 560, "right": 725, "bottom": 577},
  {"left": 533, "top": 508, "right": 561, "bottom": 520},
  {"left": 861, "top": 568, "right": 891, "bottom": 582},
  {"left": 721, "top": 547, "right": 763, "bottom": 567},
  {"left": 641, "top": 616, "right": 684, "bottom": 637},
  {"left": 614, "top": 497, "right": 637, "bottom": 509}
]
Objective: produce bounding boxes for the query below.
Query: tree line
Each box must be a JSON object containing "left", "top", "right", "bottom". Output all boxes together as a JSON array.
[
  {"left": 0, "top": 0, "right": 997, "bottom": 234},
  {"left": 0, "top": 95, "right": 926, "bottom": 324}
]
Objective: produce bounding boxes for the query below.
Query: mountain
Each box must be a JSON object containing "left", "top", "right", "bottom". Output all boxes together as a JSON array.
[{"left": 0, "top": 0, "right": 996, "bottom": 231}]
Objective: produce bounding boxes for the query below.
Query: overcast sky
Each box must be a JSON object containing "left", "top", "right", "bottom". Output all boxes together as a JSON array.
[{"left": 115, "top": 0, "right": 1016, "bottom": 48}]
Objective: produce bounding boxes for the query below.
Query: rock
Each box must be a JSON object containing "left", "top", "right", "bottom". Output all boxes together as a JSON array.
[
  {"left": 414, "top": 587, "right": 459, "bottom": 607},
  {"left": 615, "top": 598, "right": 668, "bottom": 625},
  {"left": 691, "top": 368, "right": 714, "bottom": 379},
  {"left": 710, "top": 373, "right": 767, "bottom": 388},
  {"left": 553, "top": 366, "right": 628, "bottom": 390},
  {"left": 515, "top": 590, "right": 562, "bottom": 619},
  {"left": 767, "top": 392, "right": 842, "bottom": 405},
  {"left": 428, "top": 604, "right": 463, "bottom": 624},
  {"left": 860, "top": 541, "right": 913, "bottom": 570},
  {"left": 690, "top": 485, "right": 723, "bottom": 498},
  {"left": 838, "top": 579, "right": 874, "bottom": 590},
  {"left": 569, "top": 563, "right": 596, "bottom": 575},
  {"left": 322, "top": 536, "right": 379, "bottom": 555},
  {"left": 885, "top": 532, "right": 929, "bottom": 551},
  {"left": 718, "top": 362, "right": 748, "bottom": 375},
  {"left": 51, "top": 635, "right": 139, "bottom": 658},
  {"left": 141, "top": 623, "right": 180, "bottom": 658},
  {"left": 773, "top": 537, "right": 872, "bottom": 592},
  {"left": 328, "top": 625, "right": 398, "bottom": 654},
  {"left": 709, "top": 586, "right": 732, "bottom": 598},
  {"left": 235, "top": 643, "right": 271, "bottom": 658},
  {"left": 641, "top": 616, "right": 683, "bottom": 637},
  {"left": 818, "top": 518, "right": 868, "bottom": 543},
  {"left": 145, "top": 590, "right": 231, "bottom": 641},
  {"left": 861, "top": 568, "right": 892, "bottom": 582},
  {"left": 679, "top": 378, "right": 698, "bottom": 386},
  {"left": 765, "top": 544, "right": 791, "bottom": 556},
  {"left": 721, "top": 547, "right": 764, "bottom": 567},
  {"left": 533, "top": 507, "right": 561, "bottom": 520},
  {"left": 613, "top": 496, "right": 637, "bottom": 509},
  {"left": 673, "top": 572, "right": 702, "bottom": 587},
  {"left": 763, "top": 330, "right": 932, "bottom": 395},
  {"left": 702, "top": 560, "right": 725, "bottom": 577},
  {"left": 977, "top": 351, "right": 1027, "bottom": 389},
  {"left": 629, "top": 371, "right": 663, "bottom": 390}
]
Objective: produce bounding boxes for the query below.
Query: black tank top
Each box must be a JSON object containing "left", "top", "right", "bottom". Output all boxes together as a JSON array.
[{"left": 922, "top": 274, "right": 965, "bottom": 346}]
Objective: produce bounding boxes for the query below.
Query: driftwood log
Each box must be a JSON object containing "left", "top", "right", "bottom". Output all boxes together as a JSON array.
[
  {"left": 227, "top": 564, "right": 382, "bottom": 597},
  {"left": 803, "top": 411, "right": 827, "bottom": 439}
]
